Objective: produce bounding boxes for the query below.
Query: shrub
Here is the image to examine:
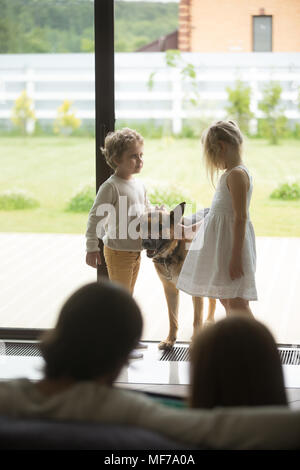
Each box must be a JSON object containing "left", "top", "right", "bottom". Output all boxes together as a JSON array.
[
  {"left": 225, "top": 80, "right": 254, "bottom": 135},
  {"left": 53, "top": 100, "right": 81, "bottom": 136},
  {"left": 293, "top": 122, "right": 300, "bottom": 139},
  {"left": 146, "top": 180, "right": 196, "bottom": 214},
  {"left": 258, "top": 116, "right": 289, "bottom": 141},
  {"left": 11, "top": 90, "right": 36, "bottom": 135},
  {"left": 66, "top": 183, "right": 95, "bottom": 212},
  {"left": 270, "top": 182, "right": 300, "bottom": 201},
  {"left": 177, "top": 124, "right": 197, "bottom": 139},
  {"left": 176, "top": 118, "right": 215, "bottom": 139},
  {"left": 0, "top": 188, "right": 39, "bottom": 210},
  {"left": 66, "top": 180, "right": 197, "bottom": 214},
  {"left": 115, "top": 120, "right": 167, "bottom": 139},
  {"left": 294, "top": 87, "right": 300, "bottom": 139},
  {"left": 258, "top": 82, "right": 288, "bottom": 144}
]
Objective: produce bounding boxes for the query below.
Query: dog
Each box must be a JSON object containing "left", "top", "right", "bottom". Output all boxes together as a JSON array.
[{"left": 139, "top": 202, "right": 216, "bottom": 350}]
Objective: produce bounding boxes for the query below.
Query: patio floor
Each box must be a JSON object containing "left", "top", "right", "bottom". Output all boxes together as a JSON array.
[{"left": 0, "top": 233, "right": 299, "bottom": 344}]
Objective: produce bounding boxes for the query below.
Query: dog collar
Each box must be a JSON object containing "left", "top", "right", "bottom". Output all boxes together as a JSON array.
[{"left": 153, "top": 241, "right": 182, "bottom": 266}]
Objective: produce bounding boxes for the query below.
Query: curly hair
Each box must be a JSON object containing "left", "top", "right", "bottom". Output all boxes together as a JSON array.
[
  {"left": 101, "top": 128, "right": 144, "bottom": 170},
  {"left": 201, "top": 120, "right": 243, "bottom": 187}
]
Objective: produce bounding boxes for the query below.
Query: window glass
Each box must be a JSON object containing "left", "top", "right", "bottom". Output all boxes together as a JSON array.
[
  {"left": 253, "top": 16, "right": 272, "bottom": 52},
  {"left": 0, "top": 0, "right": 95, "bottom": 329}
]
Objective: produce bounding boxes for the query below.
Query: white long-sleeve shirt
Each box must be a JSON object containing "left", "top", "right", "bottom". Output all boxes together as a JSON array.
[
  {"left": 0, "top": 379, "right": 299, "bottom": 449},
  {"left": 85, "top": 175, "right": 151, "bottom": 253}
]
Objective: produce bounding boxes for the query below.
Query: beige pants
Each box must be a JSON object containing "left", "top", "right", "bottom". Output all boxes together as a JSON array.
[{"left": 103, "top": 245, "right": 141, "bottom": 295}]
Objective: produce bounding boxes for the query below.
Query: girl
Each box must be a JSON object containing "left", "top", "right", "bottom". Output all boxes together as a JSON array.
[
  {"left": 176, "top": 120, "right": 257, "bottom": 317},
  {"left": 189, "top": 316, "right": 287, "bottom": 409}
]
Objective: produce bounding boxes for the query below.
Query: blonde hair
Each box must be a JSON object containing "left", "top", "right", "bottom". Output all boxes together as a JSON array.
[
  {"left": 201, "top": 120, "right": 243, "bottom": 187},
  {"left": 101, "top": 128, "right": 144, "bottom": 170}
]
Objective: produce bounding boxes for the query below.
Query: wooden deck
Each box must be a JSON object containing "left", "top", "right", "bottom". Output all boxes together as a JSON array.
[{"left": 0, "top": 233, "right": 299, "bottom": 345}]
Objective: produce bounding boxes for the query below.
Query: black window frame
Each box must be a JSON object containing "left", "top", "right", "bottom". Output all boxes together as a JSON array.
[
  {"left": 0, "top": 0, "right": 114, "bottom": 341},
  {"left": 252, "top": 15, "right": 273, "bottom": 52}
]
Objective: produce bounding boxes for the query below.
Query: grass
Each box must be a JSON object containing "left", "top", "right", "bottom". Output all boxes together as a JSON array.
[
  {"left": 0, "top": 137, "right": 95, "bottom": 233},
  {"left": 0, "top": 136, "right": 300, "bottom": 236},
  {"left": 142, "top": 137, "right": 300, "bottom": 237}
]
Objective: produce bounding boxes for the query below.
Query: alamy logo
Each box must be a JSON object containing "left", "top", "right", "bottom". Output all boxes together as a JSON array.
[{"left": 94, "top": 196, "right": 207, "bottom": 250}]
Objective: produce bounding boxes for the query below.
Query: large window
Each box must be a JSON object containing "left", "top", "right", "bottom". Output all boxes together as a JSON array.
[
  {"left": 0, "top": 0, "right": 96, "bottom": 334},
  {"left": 113, "top": 1, "right": 300, "bottom": 345},
  {"left": 1, "top": 1, "right": 299, "bottom": 347}
]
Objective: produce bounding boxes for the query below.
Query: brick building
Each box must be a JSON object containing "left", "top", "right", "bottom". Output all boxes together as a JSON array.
[{"left": 178, "top": 0, "right": 300, "bottom": 52}]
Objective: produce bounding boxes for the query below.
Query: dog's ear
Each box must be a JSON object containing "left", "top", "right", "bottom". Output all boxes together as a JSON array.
[{"left": 170, "top": 202, "right": 186, "bottom": 225}]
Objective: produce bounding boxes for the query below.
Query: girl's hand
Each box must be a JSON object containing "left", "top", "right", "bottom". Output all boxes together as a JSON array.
[
  {"left": 86, "top": 251, "right": 101, "bottom": 268},
  {"left": 229, "top": 255, "right": 244, "bottom": 280},
  {"left": 177, "top": 220, "right": 203, "bottom": 240}
]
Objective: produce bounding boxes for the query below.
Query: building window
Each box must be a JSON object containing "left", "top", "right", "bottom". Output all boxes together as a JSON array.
[{"left": 253, "top": 16, "right": 272, "bottom": 52}]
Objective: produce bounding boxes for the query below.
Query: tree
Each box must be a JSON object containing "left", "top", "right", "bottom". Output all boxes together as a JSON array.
[
  {"left": 53, "top": 100, "right": 81, "bottom": 135},
  {"left": 164, "top": 50, "right": 200, "bottom": 107},
  {"left": 0, "top": 7, "right": 10, "bottom": 53},
  {"left": 11, "top": 90, "right": 36, "bottom": 135},
  {"left": 225, "top": 80, "right": 254, "bottom": 135},
  {"left": 0, "top": 0, "right": 178, "bottom": 54},
  {"left": 258, "top": 82, "right": 287, "bottom": 145},
  {"left": 295, "top": 87, "right": 300, "bottom": 138}
]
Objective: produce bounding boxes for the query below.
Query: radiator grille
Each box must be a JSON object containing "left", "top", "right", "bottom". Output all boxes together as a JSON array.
[
  {"left": 0, "top": 342, "right": 41, "bottom": 357},
  {"left": 160, "top": 346, "right": 190, "bottom": 362},
  {"left": 278, "top": 346, "right": 300, "bottom": 365},
  {"left": 159, "top": 345, "right": 300, "bottom": 364},
  {"left": 0, "top": 342, "right": 299, "bottom": 365}
]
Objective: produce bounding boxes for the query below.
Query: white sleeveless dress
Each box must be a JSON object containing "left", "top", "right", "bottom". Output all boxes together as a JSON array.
[{"left": 176, "top": 165, "right": 258, "bottom": 300}]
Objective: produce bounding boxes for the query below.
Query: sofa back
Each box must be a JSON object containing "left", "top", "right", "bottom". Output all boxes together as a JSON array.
[{"left": 0, "top": 416, "right": 192, "bottom": 450}]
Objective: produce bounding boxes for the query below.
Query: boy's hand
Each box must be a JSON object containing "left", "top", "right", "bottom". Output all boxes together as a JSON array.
[
  {"left": 229, "top": 255, "right": 244, "bottom": 280},
  {"left": 86, "top": 251, "right": 101, "bottom": 268}
]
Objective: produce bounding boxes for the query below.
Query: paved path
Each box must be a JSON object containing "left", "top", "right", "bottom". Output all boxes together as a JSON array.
[{"left": 0, "top": 233, "right": 299, "bottom": 344}]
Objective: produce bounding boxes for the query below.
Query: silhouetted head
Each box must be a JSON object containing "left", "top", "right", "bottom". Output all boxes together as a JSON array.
[
  {"left": 40, "top": 281, "right": 143, "bottom": 382},
  {"left": 190, "top": 316, "right": 287, "bottom": 409}
]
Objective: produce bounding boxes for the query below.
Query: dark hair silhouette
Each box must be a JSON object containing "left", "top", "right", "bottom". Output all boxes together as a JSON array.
[
  {"left": 190, "top": 316, "right": 287, "bottom": 409},
  {"left": 40, "top": 281, "right": 142, "bottom": 381}
]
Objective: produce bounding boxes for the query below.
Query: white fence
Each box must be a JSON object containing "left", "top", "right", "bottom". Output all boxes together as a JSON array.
[{"left": 0, "top": 52, "right": 300, "bottom": 133}]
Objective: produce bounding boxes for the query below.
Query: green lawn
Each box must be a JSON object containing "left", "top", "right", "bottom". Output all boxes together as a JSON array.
[{"left": 0, "top": 136, "right": 300, "bottom": 236}]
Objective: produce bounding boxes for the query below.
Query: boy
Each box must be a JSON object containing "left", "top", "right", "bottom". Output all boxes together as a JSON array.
[{"left": 86, "top": 128, "right": 150, "bottom": 295}]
